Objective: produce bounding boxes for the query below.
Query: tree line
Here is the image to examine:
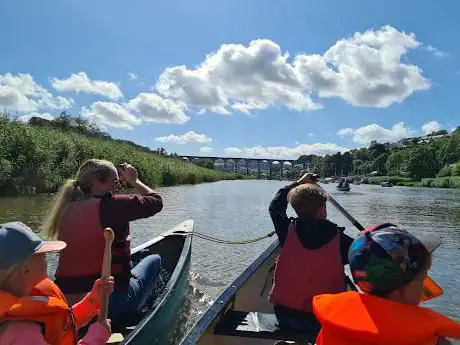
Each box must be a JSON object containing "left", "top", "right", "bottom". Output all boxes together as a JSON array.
[{"left": 294, "top": 128, "right": 459, "bottom": 183}]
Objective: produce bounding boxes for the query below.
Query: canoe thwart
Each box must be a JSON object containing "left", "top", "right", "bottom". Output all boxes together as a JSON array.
[{"left": 214, "top": 310, "right": 315, "bottom": 343}]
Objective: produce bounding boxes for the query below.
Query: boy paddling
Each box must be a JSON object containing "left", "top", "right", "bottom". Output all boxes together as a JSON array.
[{"left": 269, "top": 173, "right": 354, "bottom": 336}]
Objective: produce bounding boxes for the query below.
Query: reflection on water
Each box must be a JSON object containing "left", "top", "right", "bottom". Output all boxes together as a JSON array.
[{"left": 0, "top": 181, "right": 459, "bottom": 343}]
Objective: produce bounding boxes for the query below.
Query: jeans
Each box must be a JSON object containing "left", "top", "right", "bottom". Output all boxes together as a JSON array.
[
  {"left": 274, "top": 305, "right": 321, "bottom": 336},
  {"left": 108, "top": 254, "right": 162, "bottom": 325}
]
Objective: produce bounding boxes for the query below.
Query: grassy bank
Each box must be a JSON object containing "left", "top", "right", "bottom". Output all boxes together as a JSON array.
[
  {"left": 419, "top": 176, "right": 460, "bottom": 189},
  {"left": 0, "top": 117, "right": 244, "bottom": 196},
  {"left": 361, "top": 176, "right": 460, "bottom": 188}
]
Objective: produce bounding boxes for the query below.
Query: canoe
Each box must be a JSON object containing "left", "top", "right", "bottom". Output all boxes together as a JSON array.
[
  {"left": 336, "top": 185, "right": 350, "bottom": 192},
  {"left": 107, "top": 220, "right": 194, "bottom": 345},
  {"left": 179, "top": 239, "right": 357, "bottom": 345},
  {"left": 380, "top": 181, "right": 394, "bottom": 187}
]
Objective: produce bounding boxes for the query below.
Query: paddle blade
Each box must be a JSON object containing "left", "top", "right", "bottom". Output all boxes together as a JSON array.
[{"left": 421, "top": 276, "right": 443, "bottom": 302}]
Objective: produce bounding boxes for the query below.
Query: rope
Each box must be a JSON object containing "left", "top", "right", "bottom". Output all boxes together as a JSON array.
[{"left": 193, "top": 230, "right": 276, "bottom": 244}]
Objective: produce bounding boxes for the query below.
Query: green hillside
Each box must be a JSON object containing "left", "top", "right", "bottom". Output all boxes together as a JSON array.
[{"left": 0, "top": 113, "right": 243, "bottom": 196}]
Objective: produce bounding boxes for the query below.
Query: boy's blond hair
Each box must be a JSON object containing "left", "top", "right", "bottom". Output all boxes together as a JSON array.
[{"left": 288, "top": 183, "right": 328, "bottom": 219}]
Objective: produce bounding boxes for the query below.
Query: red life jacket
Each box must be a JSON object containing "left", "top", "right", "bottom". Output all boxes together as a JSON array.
[
  {"left": 313, "top": 291, "right": 460, "bottom": 345},
  {"left": 0, "top": 279, "right": 77, "bottom": 345},
  {"left": 55, "top": 198, "right": 131, "bottom": 293},
  {"left": 269, "top": 222, "right": 345, "bottom": 312}
]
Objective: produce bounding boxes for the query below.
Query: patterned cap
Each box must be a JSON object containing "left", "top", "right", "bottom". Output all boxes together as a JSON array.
[{"left": 348, "top": 223, "right": 441, "bottom": 296}]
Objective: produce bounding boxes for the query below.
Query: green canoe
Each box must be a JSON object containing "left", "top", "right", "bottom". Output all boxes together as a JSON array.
[{"left": 109, "top": 220, "right": 193, "bottom": 345}]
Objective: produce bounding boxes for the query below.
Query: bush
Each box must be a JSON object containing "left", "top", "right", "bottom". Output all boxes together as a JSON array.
[
  {"left": 0, "top": 119, "right": 245, "bottom": 196},
  {"left": 362, "top": 176, "right": 414, "bottom": 185},
  {"left": 437, "top": 165, "right": 452, "bottom": 177},
  {"left": 420, "top": 177, "right": 460, "bottom": 188}
]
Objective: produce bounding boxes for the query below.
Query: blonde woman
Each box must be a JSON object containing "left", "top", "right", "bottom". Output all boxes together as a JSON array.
[
  {"left": 42, "top": 159, "right": 163, "bottom": 326},
  {"left": 0, "top": 222, "right": 114, "bottom": 345}
]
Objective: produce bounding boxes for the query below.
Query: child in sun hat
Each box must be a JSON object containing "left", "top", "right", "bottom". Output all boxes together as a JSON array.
[
  {"left": 312, "top": 223, "right": 460, "bottom": 345},
  {"left": 0, "top": 221, "right": 114, "bottom": 345}
]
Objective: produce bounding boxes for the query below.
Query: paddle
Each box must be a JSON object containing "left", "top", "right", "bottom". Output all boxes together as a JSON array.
[
  {"left": 99, "top": 227, "right": 114, "bottom": 322},
  {"left": 323, "top": 191, "right": 365, "bottom": 231}
]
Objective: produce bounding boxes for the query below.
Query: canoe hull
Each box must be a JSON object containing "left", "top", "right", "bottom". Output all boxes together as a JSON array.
[
  {"left": 124, "top": 243, "right": 191, "bottom": 344},
  {"left": 179, "top": 238, "right": 357, "bottom": 345},
  {"left": 119, "top": 220, "right": 194, "bottom": 345},
  {"left": 179, "top": 240, "right": 281, "bottom": 345}
]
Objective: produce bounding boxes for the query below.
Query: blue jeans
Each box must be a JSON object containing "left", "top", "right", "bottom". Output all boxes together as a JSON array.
[{"left": 109, "top": 254, "right": 162, "bottom": 325}]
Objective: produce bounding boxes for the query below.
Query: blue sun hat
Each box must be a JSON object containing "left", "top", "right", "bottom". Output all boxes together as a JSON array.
[{"left": 0, "top": 222, "right": 66, "bottom": 269}]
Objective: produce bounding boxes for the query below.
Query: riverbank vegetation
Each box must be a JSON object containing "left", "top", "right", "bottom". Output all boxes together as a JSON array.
[
  {"left": 295, "top": 127, "right": 460, "bottom": 188},
  {"left": 0, "top": 113, "right": 244, "bottom": 196}
]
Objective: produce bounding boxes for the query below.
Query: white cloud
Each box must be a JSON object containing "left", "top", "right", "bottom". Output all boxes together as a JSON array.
[
  {"left": 422, "top": 120, "right": 442, "bottom": 135},
  {"left": 81, "top": 101, "right": 141, "bottom": 130},
  {"left": 51, "top": 72, "right": 123, "bottom": 100},
  {"left": 338, "top": 122, "right": 410, "bottom": 144},
  {"left": 224, "top": 143, "right": 348, "bottom": 159},
  {"left": 155, "top": 26, "right": 430, "bottom": 115},
  {"left": 307, "top": 132, "right": 315, "bottom": 137},
  {"left": 337, "top": 128, "right": 354, "bottom": 137},
  {"left": 155, "top": 131, "right": 212, "bottom": 144},
  {"left": 127, "top": 92, "right": 190, "bottom": 124},
  {"left": 17, "top": 112, "right": 54, "bottom": 123},
  {"left": 224, "top": 147, "right": 243, "bottom": 155},
  {"left": 200, "top": 146, "right": 214, "bottom": 154},
  {"left": 128, "top": 73, "right": 138, "bottom": 81},
  {"left": 0, "top": 73, "right": 73, "bottom": 112},
  {"left": 424, "top": 45, "right": 448, "bottom": 58}
]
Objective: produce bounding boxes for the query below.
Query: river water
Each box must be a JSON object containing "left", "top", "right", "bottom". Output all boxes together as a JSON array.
[{"left": 0, "top": 181, "right": 459, "bottom": 343}]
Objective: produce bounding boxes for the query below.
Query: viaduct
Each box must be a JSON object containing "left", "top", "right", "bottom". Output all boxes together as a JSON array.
[{"left": 180, "top": 155, "right": 309, "bottom": 179}]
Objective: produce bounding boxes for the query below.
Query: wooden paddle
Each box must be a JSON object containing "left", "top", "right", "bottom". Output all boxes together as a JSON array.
[{"left": 99, "top": 227, "right": 114, "bottom": 322}]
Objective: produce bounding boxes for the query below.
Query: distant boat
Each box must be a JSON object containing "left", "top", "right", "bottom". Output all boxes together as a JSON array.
[
  {"left": 337, "top": 182, "right": 351, "bottom": 192},
  {"left": 381, "top": 181, "right": 394, "bottom": 187}
]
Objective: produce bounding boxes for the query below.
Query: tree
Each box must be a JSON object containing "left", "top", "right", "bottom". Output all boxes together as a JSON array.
[
  {"left": 53, "top": 112, "right": 73, "bottom": 130},
  {"left": 156, "top": 147, "right": 167, "bottom": 155},
  {"left": 406, "top": 146, "right": 438, "bottom": 179},
  {"left": 374, "top": 153, "right": 389, "bottom": 175},
  {"left": 341, "top": 152, "right": 353, "bottom": 175},
  {"left": 296, "top": 154, "right": 317, "bottom": 166},
  {"left": 29, "top": 117, "right": 52, "bottom": 126},
  {"left": 351, "top": 148, "right": 370, "bottom": 161},
  {"left": 444, "top": 128, "right": 460, "bottom": 164},
  {"left": 369, "top": 141, "right": 388, "bottom": 160},
  {"left": 386, "top": 151, "right": 407, "bottom": 176},
  {"left": 194, "top": 159, "right": 215, "bottom": 169},
  {"left": 428, "top": 130, "right": 448, "bottom": 136}
]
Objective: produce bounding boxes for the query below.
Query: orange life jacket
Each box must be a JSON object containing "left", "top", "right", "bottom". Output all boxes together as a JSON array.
[
  {"left": 313, "top": 291, "right": 460, "bottom": 345},
  {"left": 0, "top": 278, "right": 77, "bottom": 345},
  {"left": 270, "top": 222, "right": 345, "bottom": 312},
  {"left": 55, "top": 198, "right": 130, "bottom": 293}
]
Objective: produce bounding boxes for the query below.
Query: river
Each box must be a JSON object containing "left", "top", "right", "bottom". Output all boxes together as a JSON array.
[{"left": 0, "top": 180, "right": 459, "bottom": 343}]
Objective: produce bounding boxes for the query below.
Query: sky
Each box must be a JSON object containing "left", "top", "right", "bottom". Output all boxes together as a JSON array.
[{"left": 1, "top": 0, "right": 459, "bottom": 160}]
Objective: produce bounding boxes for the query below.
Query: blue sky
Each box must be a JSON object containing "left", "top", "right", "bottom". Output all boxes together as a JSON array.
[{"left": 1, "top": 0, "right": 459, "bottom": 159}]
